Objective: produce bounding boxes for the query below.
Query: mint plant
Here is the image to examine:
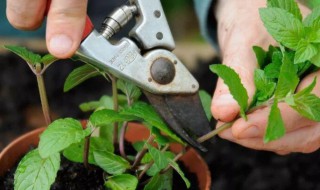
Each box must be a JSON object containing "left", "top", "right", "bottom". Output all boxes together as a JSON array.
[
  {"left": 209, "top": 0, "right": 320, "bottom": 142},
  {"left": 4, "top": 46, "right": 213, "bottom": 190}
]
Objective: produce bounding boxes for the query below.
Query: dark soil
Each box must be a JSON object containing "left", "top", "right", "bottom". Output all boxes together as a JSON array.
[{"left": 1, "top": 155, "right": 199, "bottom": 190}]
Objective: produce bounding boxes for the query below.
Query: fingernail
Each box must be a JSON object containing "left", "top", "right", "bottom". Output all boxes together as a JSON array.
[
  {"left": 49, "top": 34, "right": 73, "bottom": 56},
  {"left": 237, "top": 126, "right": 261, "bottom": 139}
]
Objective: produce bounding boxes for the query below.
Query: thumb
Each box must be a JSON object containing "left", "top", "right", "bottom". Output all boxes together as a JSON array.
[
  {"left": 211, "top": 49, "right": 257, "bottom": 122},
  {"left": 46, "top": 0, "right": 88, "bottom": 58}
]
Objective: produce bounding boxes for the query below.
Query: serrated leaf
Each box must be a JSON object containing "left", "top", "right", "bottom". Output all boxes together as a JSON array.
[
  {"left": 117, "top": 79, "right": 142, "bottom": 101},
  {"left": 264, "top": 100, "right": 286, "bottom": 143},
  {"left": 294, "top": 40, "right": 318, "bottom": 64},
  {"left": 275, "top": 53, "right": 299, "bottom": 99},
  {"left": 14, "top": 149, "right": 60, "bottom": 190},
  {"left": 105, "top": 174, "right": 138, "bottom": 190},
  {"left": 151, "top": 127, "right": 170, "bottom": 145},
  {"left": 264, "top": 51, "right": 283, "bottom": 79},
  {"left": 144, "top": 169, "right": 173, "bottom": 190},
  {"left": 64, "top": 64, "right": 101, "bottom": 92},
  {"left": 80, "top": 95, "right": 113, "bottom": 112},
  {"left": 287, "top": 78, "right": 320, "bottom": 121},
  {"left": 94, "top": 151, "right": 130, "bottom": 175},
  {"left": 39, "top": 118, "right": 91, "bottom": 158},
  {"left": 147, "top": 144, "right": 169, "bottom": 170},
  {"left": 41, "top": 54, "right": 58, "bottom": 66},
  {"left": 253, "top": 46, "right": 267, "bottom": 68},
  {"left": 267, "top": 0, "right": 302, "bottom": 20},
  {"left": 63, "top": 137, "right": 114, "bottom": 165},
  {"left": 259, "top": 8, "right": 305, "bottom": 49},
  {"left": 199, "top": 90, "right": 212, "bottom": 121},
  {"left": 4, "top": 45, "right": 41, "bottom": 66},
  {"left": 79, "top": 95, "right": 128, "bottom": 112},
  {"left": 89, "top": 109, "right": 139, "bottom": 128},
  {"left": 311, "top": 46, "right": 320, "bottom": 67},
  {"left": 210, "top": 64, "right": 249, "bottom": 119},
  {"left": 253, "top": 69, "right": 276, "bottom": 104},
  {"left": 304, "top": 6, "right": 320, "bottom": 26},
  {"left": 169, "top": 159, "right": 191, "bottom": 188},
  {"left": 121, "top": 102, "right": 183, "bottom": 144}
]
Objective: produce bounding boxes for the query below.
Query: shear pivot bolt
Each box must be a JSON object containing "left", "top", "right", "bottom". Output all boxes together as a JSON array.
[{"left": 150, "top": 58, "right": 175, "bottom": 85}]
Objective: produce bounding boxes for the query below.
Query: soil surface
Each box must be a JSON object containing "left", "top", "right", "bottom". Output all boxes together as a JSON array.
[
  {"left": 1, "top": 54, "right": 320, "bottom": 190},
  {"left": 1, "top": 155, "right": 198, "bottom": 190}
]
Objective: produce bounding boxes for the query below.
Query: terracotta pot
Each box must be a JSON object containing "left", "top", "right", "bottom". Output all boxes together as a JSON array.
[{"left": 0, "top": 123, "right": 211, "bottom": 189}]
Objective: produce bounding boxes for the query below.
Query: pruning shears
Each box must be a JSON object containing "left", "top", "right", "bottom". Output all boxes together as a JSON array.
[{"left": 55, "top": 0, "right": 212, "bottom": 151}]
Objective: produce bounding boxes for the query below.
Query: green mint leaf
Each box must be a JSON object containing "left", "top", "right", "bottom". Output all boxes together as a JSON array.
[
  {"left": 275, "top": 53, "right": 299, "bottom": 99},
  {"left": 310, "top": 46, "right": 320, "bottom": 67},
  {"left": 39, "top": 118, "right": 91, "bottom": 158},
  {"left": 14, "top": 149, "right": 60, "bottom": 190},
  {"left": 296, "top": 61, "right": 312, "bottom": 76},
  {"left": 63, "top": 137, "right": 114, "bottom": 165},
  {"left": 99, "top": 123, "right": 114, "bottom": 142},
  {"left": 132, "top": 141, "right": 145, "bottom": 152},
  {"left": 253, "top": 46, "right": 267, "bottom": 68},
  {"left": 287, "top": 78, "right": 320, "bottom": 121},
  {"left": 79, "top": 95, "right": 127, "bottom": 112},
  {"left": 80, "top": 95, "right": 113, "bottom": 112},
  {"left": 210, "top": 64, "right": 249, "bottom": 119},
  {"left": 169, "top": 159, "right": 191, "bottom": 188},
  {"left": 41, "top": 54, "right": 58, "bottom": 66},
  {"left": 253, "top": 69, "right": 276, "bottom": 103},
  {"left": 264, "top": 51, "right": 283, "bottom": 79},
  {"left": 4, "top": 45, "right": 41, "bottom": 66},
  {"left": 147, "top": 144, "right": 169, "bottom": 170},
  {"left": 259, "top": 7, "right": 305, "bottom": 49},
  {"left": 144, "top": 170, "right": 173, "bottom": 190},
  {"left": 105, "top": 174, "right": 138, "bottom": 190},
  {"left": 93, "top": 151, "right": 130, "bottom": 175},
  {"left": 294, "top": 40, "right": 318, "bottom": 64},
  {"left": 89, "top": 109, "right": 139, "bottom": 128},
  {"left": 151, "top": 127, "right": 170, "bottom": 145},
  {"left": 303, "top": 6, "right": 320, "bottom": 26},
  {"left": 199, "top": 90, "right": 212, "bottom": 121},
  {"left": 64, "top": 64, "right": 101, "bottom": 92},
  {"left": 117, "top": 79, "right": 142, "bottom": 101},
  {"left": 264, "top": 100, "right": 286, "bottom": 143},
  {"left": 267, "top": 0, "right": 302, "bottom": 20},
  {"left": 121, "top": 102, "right": 183, "bottom": 144}
]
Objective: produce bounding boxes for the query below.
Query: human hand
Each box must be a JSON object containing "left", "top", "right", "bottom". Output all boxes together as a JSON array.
[
  {"left": 212, "top": 0, "right": 318, "bottom": 154},
  {"left": 6, "top": 0, "right": 88, "bottom": 58}
]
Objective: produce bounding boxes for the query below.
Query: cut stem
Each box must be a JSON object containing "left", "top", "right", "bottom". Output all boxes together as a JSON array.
[
  {"left": 197, "top": 122, "right": 233, "bottom": 143},
  {"left": 36, "top": 64, "right": 51, "bottom": 126}
]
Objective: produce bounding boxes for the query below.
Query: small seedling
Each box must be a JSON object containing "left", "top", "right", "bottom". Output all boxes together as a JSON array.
[{"left": 4, "top": 45, "right": 212, "bottom": 190}]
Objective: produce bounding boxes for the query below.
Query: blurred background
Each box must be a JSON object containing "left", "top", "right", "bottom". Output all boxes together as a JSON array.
[{"left": 1, "top": 1, "right": 320, "bottom": 190}]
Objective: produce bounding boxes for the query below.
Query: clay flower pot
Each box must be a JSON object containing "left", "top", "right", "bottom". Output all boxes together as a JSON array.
[{"left": 0, "top": 123, "right": 211, "bottom": 189}]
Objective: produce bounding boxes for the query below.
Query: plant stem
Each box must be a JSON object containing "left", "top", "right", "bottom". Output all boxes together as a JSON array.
[
  {"left": 197, "top": 122, "right": 234, "bottom": 143},
  {"left": 138, "top": 144, "right": 169, "bottom": 180},
  {"left": 132, "top": 135, "right": 155, "bottom": 169},
  {"left": 35, "top": 64, "right": 51, "bottom": 126},
  {"left": 83, "top": 135, "right": 91, "bottom": 169},
  {"left": 119, "top": 122, "right": 129, "bottom": 160},
  {"left": 111, "top": 76, "right": 119, "bottom": 145}
]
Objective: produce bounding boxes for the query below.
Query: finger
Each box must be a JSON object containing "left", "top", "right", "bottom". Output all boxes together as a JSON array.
[
  {"left": 6, "top": 0, "right": 46, "bottom": 30},
  {"left": 231, "top": 70, "right": 320, "bottom": 139},
  {"left": 229, "top": 123, "right": 320, "bottom": 153},
  {"left": 230, "top": 103, "right": 316, "bottom": 139},
  {"left": 212, "top": 2, "right": 275, "bottom": 122},
  {"left": 46, "top": 0, "right": 88, "bottom": 58}
]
